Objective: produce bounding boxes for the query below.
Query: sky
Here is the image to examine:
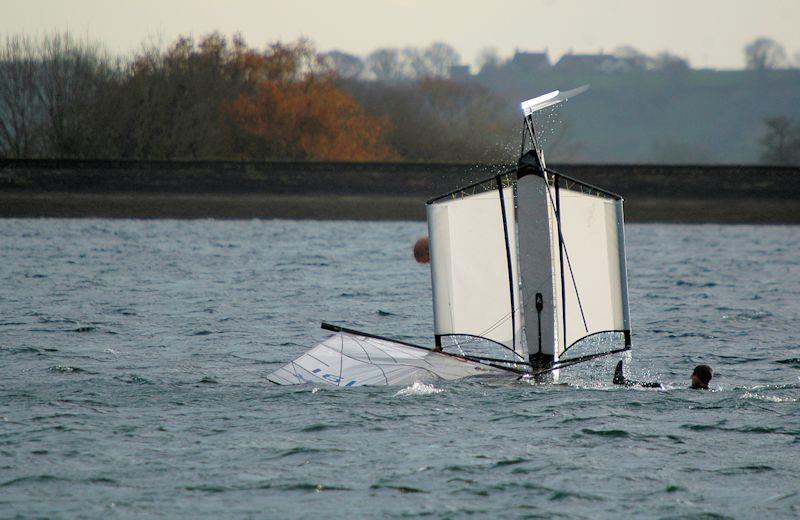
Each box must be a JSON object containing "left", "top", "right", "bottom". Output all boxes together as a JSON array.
[{"left": 2, "top": 0, "right": 799, "bottom": 69}]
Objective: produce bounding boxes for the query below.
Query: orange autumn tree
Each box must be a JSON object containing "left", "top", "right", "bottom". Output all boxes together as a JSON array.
[{"left": 225, "top": 41, "right": 395, "bottom": 161}]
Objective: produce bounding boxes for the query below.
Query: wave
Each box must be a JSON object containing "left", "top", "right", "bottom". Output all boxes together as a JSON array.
[
  {"left": 48, "top": 365, "right": 93, "bottom": 374},
  {"left": 741, "top": 391, "right": 798, "bottom": 403},
  {"left": 369, "top": 484, "right": 427, "bottom": 493},
  {"left": 394, "top": 382, "right": 443, "bottom": 397},
  {"left": 580, "top": 428, "right": 630, "bottom": 438},
  {"left": 0, "top": 475, "right": 69, "bottom": 488},
  {"left": 275, "top": 446, "right": 323, "bottom": 458},
  {"left": 299, "top": 423, "right": 334, "bottom": 432}
]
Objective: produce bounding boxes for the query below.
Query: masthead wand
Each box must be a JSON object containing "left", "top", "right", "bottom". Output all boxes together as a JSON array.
[{"left": 519, "top": 84, "right": 590, "bottom": 168}]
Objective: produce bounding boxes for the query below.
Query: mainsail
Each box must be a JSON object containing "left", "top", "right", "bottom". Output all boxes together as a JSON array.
[
  {"left": 267, "top": 325, "right": 505, "bottom": 387},
  {"left": 268, "top": 85, "right": 632, "bottom": 386},
  {"left": 427, "top": 184, "right": 524, "bottom": 359}
]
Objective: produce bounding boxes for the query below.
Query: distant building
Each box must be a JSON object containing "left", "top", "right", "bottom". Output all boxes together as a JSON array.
[
  {"left": 554, "top": 53, "right": 632, "bottom": 73},
  {"left": 508, "top": 51, "right": 551, "bottom": 72},
  {"left": 448, "top": 65, "right": 471, "bottom": 81}
]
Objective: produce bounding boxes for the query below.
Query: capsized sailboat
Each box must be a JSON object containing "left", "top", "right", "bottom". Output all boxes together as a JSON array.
[{"left": 268, "top": 85, "right": 632, "bottom": 387}]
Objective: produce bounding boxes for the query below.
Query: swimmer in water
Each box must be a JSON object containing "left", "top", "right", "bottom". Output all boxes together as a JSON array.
[
  {"left": 612, "top": 361, "right": 713, "bottom": 389},
  {"left": 612, "top": 360, "right": 662, "bottom": 388},
  {"left": 690, "top": 364, "right": 713, "bottom": 389}
]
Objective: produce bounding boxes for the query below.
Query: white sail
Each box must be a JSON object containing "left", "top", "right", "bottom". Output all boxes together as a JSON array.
[
  {"left": 555, "top": 187, "right": 630, "bottom": 351},
  {"left": 267, "top": 331, "right": 504, "bottom": 386},
  {"left": 427, "top": 185, "right": 524, "bottom": 358}
]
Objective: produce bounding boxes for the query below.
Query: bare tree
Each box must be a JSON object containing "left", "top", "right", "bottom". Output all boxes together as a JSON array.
[
  {"left": 423, "top": 42, "right": 460, "bottom": 78},
  {"left": 36, "top": 32, "right": 115, "bottom": 156},
  {"left": 402, "top": 47, "right": 430, "bottom": 79},
  {"left": 0, "top": 35, "right": 43, "bottom": 157},
  {"left": 324, "top": 50, "right": 365, "bottom": 80},
  {"left": 744, "top": 38, "right": 787, "bottom": 70},
  {"left": 367, "top": 47, "right": 404, "bottom": 82},
  {"left": 759, "top": 117, "right": 800, "bottom": 165}
]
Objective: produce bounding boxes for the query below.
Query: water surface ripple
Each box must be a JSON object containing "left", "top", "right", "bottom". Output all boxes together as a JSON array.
[{"left": 1, "top": 220, "right": 799, "bottom": 518}]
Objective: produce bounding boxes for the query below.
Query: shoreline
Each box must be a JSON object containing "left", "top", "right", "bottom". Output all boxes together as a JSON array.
[
  {"left": 2, "top": 192, "right": 799, "bottom": 223},
  {"left": 2, "top": 159, "right": 799, "bottom": 223}
]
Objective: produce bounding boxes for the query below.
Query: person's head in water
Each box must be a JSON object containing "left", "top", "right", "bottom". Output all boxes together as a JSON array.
[
  {"left": 413, "top": 236, "right": 430, "bottom": 264},
  {"left": 691, "top": 365, "right": 713, "bottom": 389}
]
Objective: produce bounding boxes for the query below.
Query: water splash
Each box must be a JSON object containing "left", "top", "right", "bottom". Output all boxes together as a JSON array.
[
  {"left": 741, "top": 391, "right": 798, "bottom": 403},
  {"left": 394, "top": 381, "right": 443, "bottom": 397}
]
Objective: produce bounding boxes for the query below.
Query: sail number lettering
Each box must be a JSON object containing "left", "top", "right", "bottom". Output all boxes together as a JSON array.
[{"left": 312, "top": 368, "right": 357, "bottom": 386}]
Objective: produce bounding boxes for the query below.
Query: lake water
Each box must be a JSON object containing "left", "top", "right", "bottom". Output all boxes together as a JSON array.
[{"left": 1, "top": 219, "right": 799, "bottom": 519}]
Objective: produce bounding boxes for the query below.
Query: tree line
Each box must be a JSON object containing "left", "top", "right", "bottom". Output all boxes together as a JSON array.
[
  {"left": 0, "top": 32, "right": 513, "bottom": 162},
  {"left": 1, "top": 32, "right": 798, "bottom": 164}
]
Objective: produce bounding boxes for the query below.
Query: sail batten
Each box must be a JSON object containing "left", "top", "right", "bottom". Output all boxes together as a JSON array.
[{"left": 552, "top": 187, "right": 630, "bottom": 353}]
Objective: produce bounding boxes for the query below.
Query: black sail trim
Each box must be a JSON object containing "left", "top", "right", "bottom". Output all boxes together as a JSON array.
[
  {"left": 319, "top": 324, "right": 631, "bottom": 376},
  {"left": 426, "top": 169, "right": 516, "bottom": 204},
  {"left": 496, "top": 174, "right": 518, "bottom": 358},
  {"left": 544, "top": 167, "right": 623, "bottom": 200},
  {"left": 560, "top": 329, "right": 632, "bottom": 355},
  {"left": 436, "top": 333, "right": 526, "bottom": 361},
  {"left": 426, "top": 165, "right": 622, "bottom": 206}
]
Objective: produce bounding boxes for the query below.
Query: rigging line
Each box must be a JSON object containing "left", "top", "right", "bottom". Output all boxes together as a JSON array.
[
  {"left": 555, "top": 174, "right": 568, "bottom": 353},
  {"left": 542, "top": 176, "right": 590, "bottom": 334},
  {"left": 338, "top": 333, "right": 345, "bottom": 387},
  {"left": 471, "top": 304, "right": 518, "bottom": 339},
  {"left": 445, "top": 283, "right": 532, "bottom": 351},
  {"left": 494, "top": 175, "right": 516, "bottom": 355}
]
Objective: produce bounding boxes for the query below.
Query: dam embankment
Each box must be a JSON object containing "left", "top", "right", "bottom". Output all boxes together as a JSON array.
[{"left": 1, "top": 159, "right": 799, "bottom": 223}]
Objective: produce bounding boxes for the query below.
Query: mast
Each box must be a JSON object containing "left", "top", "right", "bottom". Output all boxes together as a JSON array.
[
  {"left": 519, "top": 97, "right": 558, "bottom": 371},
  {"left": 517, "top": 85, "right": 591, "bottom": 371}
]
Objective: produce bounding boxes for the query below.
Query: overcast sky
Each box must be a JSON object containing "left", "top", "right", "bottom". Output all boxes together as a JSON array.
[{"left": 3, "top": 0, "right": 799, "bottom": 69}]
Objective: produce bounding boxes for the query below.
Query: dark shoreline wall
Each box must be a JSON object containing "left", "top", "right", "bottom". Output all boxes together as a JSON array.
[{"left": 2, "top": 159, "right": 799, "bottom": 223}]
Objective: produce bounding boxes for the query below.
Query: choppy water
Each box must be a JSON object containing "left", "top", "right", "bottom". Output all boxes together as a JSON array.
[{"left": 1, "top": 219, "right": 799, "bottom": 519}]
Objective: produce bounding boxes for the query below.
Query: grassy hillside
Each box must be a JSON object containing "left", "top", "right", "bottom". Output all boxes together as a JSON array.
[{"left": 475, "top": 69, "right": 800, "bottom": 163}]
